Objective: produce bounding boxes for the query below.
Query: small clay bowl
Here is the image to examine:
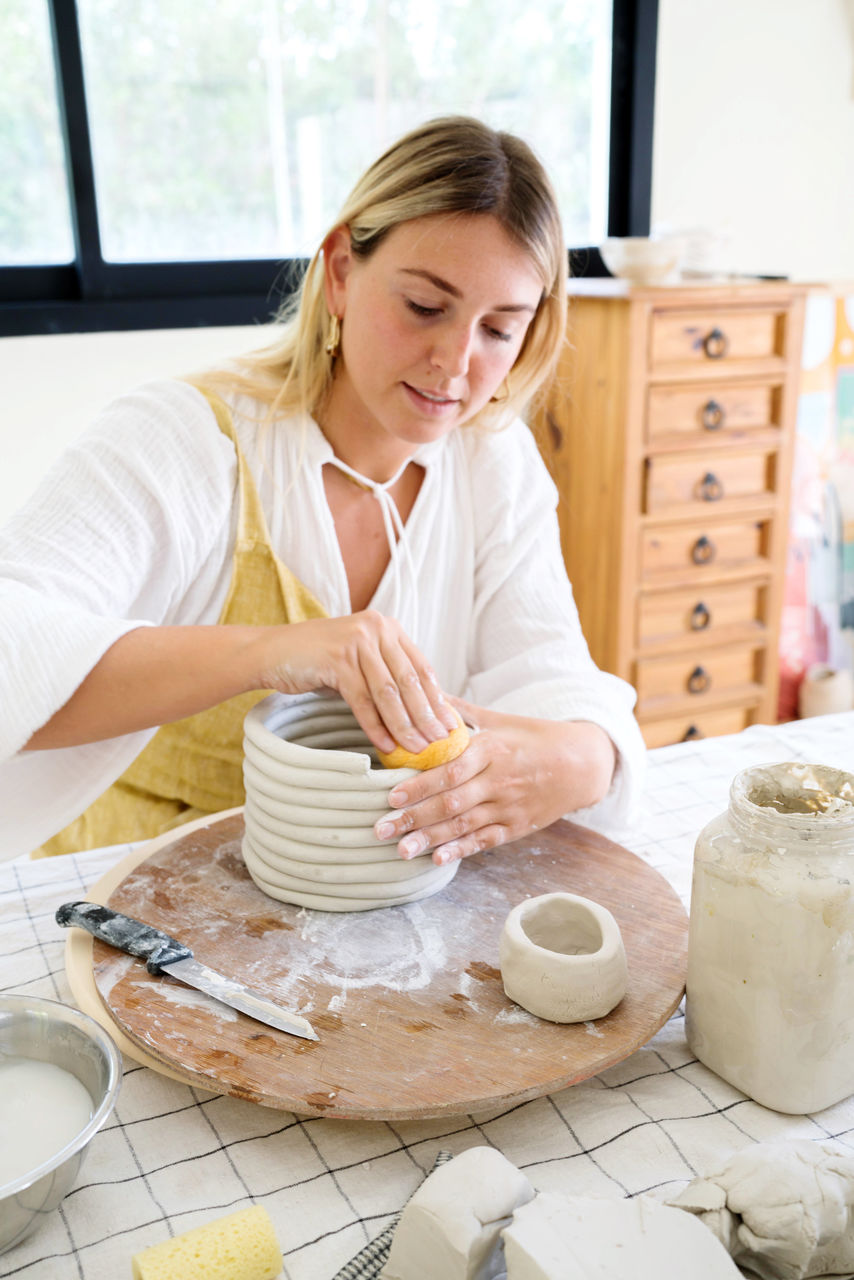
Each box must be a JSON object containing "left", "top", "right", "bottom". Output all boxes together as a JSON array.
[{"left": 499, "top": 892, "right": 627, "bottom": 1023}]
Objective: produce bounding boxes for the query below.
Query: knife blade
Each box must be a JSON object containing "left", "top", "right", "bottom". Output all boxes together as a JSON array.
[{"left": 56, "top": 900, "right": 318, "bottom": 1041}]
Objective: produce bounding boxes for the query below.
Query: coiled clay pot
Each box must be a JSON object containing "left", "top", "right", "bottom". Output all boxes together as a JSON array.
[
  {"left": 499, "top": 892, "right": 627, "bottom": 1023},
  {"left": 241, "top": 692, "right": 459, "bottom": 912}
]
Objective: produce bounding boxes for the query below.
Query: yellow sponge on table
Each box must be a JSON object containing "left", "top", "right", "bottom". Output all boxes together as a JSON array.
[{"left": 131, "top": 1206, "right": 281, "bottom": 1280}]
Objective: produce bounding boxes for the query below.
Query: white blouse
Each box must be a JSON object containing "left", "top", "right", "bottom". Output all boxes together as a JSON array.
[{"left": 0, "top": 378, "right": 645, "bottom": 857}]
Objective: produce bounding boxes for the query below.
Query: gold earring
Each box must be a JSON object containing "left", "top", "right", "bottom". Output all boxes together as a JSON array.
[
  {"left": 325, "top": 314, "right": 341, "bottom": 358},
  {"left": 490, "top": 377, "right": 510, "bottom": 403}
]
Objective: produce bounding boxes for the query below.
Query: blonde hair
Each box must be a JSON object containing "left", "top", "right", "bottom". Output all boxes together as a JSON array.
[{"left": 209, "top": 116, "right": 567, "bottom": 427}]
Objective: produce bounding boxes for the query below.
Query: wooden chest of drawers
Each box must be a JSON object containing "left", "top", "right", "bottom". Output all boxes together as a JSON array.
[{"left": 531, "top": 279, "right": 807, "bottom": 748}]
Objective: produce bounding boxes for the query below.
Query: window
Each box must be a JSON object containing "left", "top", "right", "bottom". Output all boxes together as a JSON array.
[
  {"left": 0, "top": 0, "right": 658, "bottom": 335},
  {"left": 2, "top": 1, "right": 74, "bottom": 265}
]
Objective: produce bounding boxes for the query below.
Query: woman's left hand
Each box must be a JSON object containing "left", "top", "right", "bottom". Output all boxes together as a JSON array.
[{"left": 374, "top": 697, "right": 617, "bottom": 865}]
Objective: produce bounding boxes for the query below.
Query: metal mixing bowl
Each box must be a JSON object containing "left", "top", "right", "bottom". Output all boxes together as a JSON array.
[{"left": 0, "top": 994, "right": 122, "bottom": 1255}]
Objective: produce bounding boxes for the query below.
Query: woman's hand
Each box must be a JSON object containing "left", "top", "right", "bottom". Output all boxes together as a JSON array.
[
  {"left": 373, "top": 698, "right": 617, "bottom": 864},
  {"left": 257, "top": 610, "right": 459, "bottom": 756},
  {"left": 25, "top": 611, "right": 456, "bottom": 753}
]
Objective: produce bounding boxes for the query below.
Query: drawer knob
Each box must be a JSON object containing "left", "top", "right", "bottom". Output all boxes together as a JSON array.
[
  {"left": 682, "top": 724, "right": 705, "bottom": 741},
  {"left": 687, "top": 665, "right": 711, "bottom": 694},
  {"left": 690, "top": 601, "right": 712, "bottom": 630},
  {"left": 703, "top": 327, "right": 729, "bottom": 359},
  {"left": 698, "top": 472, "right": 724, "bottom": 502},
  {"left": 691, "top": 535, "right": 716, "bottom": 564},
  {"left": 701, "top": 399, "right": 725, "bottom": 430}
]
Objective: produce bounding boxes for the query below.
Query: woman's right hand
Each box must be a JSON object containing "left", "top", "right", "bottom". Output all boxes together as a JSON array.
[
  {"left": 25, "top": 611, "right": 455, "bottom": 754},
  {"left": 256, "top": 610, "right": 459, "bottom": 755}
]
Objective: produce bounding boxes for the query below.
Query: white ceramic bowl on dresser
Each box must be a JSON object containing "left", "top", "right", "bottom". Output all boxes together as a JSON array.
[{"left": 599, "top": 235, "right": 683, "bottom": 285}]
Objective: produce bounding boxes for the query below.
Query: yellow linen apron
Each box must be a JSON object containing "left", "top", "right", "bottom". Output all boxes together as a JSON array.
[{"left": 33, "top": 387, "right": 327, "bottom": 857}]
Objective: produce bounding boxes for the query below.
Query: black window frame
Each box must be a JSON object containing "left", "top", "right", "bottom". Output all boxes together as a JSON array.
[{"left": 0, "top": 0, "right": 658, "bottom": 337}]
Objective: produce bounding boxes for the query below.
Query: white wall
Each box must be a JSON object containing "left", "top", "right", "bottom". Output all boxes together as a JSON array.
[
  {"left": 0, "top": 326, "right": 267, "bottom": 523},
  {"left": 652, "top": 0, "right": 854, "bottom": 282}
]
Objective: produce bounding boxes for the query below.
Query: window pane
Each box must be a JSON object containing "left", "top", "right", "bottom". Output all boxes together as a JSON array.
[
  {"left": 77, "top": 0, "right": 611, "bottom": 263},
  {"left": 0, "top": 0, "right": 75, "bottom": 265}
]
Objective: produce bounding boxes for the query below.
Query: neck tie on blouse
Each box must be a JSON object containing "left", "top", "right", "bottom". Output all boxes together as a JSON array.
[{"left": 327, "top": 454, "right": 420, "bottom": 642}]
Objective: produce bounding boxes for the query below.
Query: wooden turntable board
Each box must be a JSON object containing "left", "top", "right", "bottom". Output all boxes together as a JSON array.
[{"left": 66, "top": 810, "right": 688, "bottom": 1120}]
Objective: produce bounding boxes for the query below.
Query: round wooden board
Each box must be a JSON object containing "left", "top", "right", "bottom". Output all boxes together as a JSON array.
[{"left": 80, "top": 811, "right": 687, "bottom": 1120}]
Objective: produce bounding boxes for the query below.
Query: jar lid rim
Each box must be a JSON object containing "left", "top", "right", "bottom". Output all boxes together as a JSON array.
[{"left": 730, "top": 761, "right": 854, "bottom": 825}]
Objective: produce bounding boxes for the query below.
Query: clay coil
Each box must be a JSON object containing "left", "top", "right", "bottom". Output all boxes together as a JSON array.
[
  {"left": 242, "top": 755, "right": 389, "bottom": 813},
  {"left": 241, "top": 693, "right": 459, "bottom": 911},
  {"left": 242, "top": 738, "right": 395, "bottom": 798},
  {"left": 244, "top": 782, "right": 389, "bottom": 834},
  {"left": 243, "top": 803, "right": 403, "bottom": 864},
  {"left": 242, "top": 827, "right": 446, "bottom": 886},
  {"left": 244, "top": 797, "right": 395, "bottom": 852},
  {"left": 242, "top": 834, "right": 457, "bottom": 912}
]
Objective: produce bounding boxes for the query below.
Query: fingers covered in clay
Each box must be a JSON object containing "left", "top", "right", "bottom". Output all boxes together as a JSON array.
[
  {"left": 374, "top": 733, "right": 497, "bottom": 863},
  {"left": 375, "top": 704, "right": 616, "bottom": 866},
  {"left": 257, "top": 611, "right": 458, "bottom": 756},
  {"left": 377, "top": 708, "right": 470, "bottom": 770}
]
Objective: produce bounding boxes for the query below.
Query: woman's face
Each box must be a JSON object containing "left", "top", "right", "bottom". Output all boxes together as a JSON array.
[{"left": 321, "top": 212, "right": 544, "bottom": 475}]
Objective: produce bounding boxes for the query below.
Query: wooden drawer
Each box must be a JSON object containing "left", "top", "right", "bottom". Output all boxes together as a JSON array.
[
  {"left": 533, "top": 281, "right": 805, "bottom": 740},
  {"left": 641, "top": 517, "right": 771, "bottom": 581},
  {"left": 646, "top": 382, "right": 779, "bottom": 445},
  {"left": 644, "top": 448, "right": 777, "bottom": 515},
  {"left": 640, "top": 704, "right": 756, "bottom": 750},
  {"left": 637, "top": 580, "right": 767, "bottom": 649},
  {"left": 635, "top": 644, "right": 764, "bottom": 708},
  {"left": 649, "top": 308, "right": 785, "bottom": 370}
]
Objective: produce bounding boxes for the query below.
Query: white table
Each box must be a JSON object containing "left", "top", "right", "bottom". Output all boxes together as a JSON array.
[{"left": 3, "top": 714, "right": 854, "bottom": 1280}]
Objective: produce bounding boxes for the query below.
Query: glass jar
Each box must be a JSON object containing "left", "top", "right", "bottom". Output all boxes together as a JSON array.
[{"left": 686, "top": 761, "right": 854, "bottom": 1114}]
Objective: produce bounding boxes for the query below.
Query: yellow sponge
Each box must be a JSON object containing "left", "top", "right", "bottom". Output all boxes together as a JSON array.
[
  {"left": 377, "top": 709, "right": 470, "bottom": 771},
  {"left": 131, "top": 1206, "right": 281, "bottom": 1280}
]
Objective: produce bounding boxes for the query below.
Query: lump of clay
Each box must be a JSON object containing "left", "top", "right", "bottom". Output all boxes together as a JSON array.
[
  {"left": 380, "top": 1146, "right": 535, "bottom": 1280},
  {"left": 499, "top": 892, "right": 627, "bottom": 1023},
  {"left": 668, "top": 1140, "right": 854, "bottom": 1280},
  {"left": 241, "top": 692, "right": 459, "bottom": 911},
  {"left": 502, "top": 1192, "right": 741, "bottom": 1278}
]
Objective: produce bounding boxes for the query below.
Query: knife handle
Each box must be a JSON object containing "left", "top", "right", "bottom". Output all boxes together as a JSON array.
[{"left": 56, "top": 901, "right": 193, "bottom": 975}]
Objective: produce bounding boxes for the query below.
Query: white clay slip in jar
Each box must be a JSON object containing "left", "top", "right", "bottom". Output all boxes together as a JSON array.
[
  {"left": 686, "top": 761, "right": 854, "bottom": 1113},
  {"left": 499, "top": 892, "right": 627, "bottom": 1023},
  {"left": 241, "top": 692, "right": 459, "bottom": 912}
]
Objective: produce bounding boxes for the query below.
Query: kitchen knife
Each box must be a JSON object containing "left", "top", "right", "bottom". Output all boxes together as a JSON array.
[{"left": 56, "top": 900, "right": 318, "bottom": 1041}]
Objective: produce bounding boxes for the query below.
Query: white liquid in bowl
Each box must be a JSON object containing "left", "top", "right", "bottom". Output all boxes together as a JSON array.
[{"left": 0, "top": 1057, "right": 94, "bottom": 1186}]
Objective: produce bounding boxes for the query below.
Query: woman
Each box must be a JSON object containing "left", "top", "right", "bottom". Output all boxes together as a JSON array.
[{"left": 0, "top": 116, "right": 645, "bottom": 863}]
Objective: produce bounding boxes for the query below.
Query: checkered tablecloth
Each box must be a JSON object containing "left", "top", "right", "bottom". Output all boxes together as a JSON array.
[{"left": 4, "top": 714, "right": 854, "bottom": 1280}]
